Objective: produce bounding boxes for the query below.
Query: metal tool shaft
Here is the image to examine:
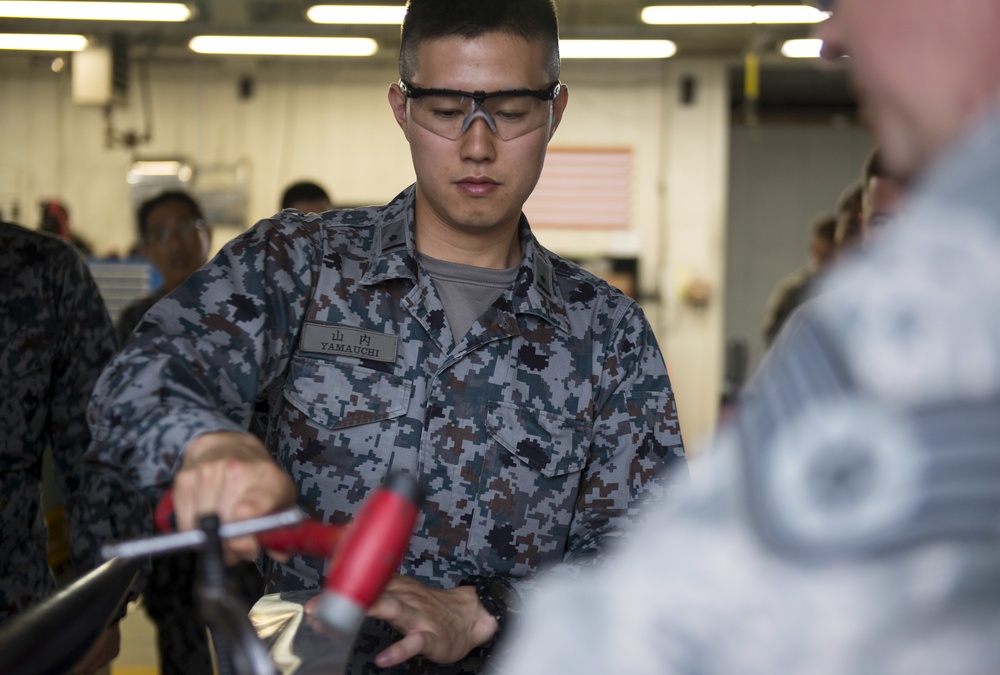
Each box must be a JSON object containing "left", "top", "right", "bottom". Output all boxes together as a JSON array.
[{"left": 101, "top": 508, "right": 304, "bottom": 560}]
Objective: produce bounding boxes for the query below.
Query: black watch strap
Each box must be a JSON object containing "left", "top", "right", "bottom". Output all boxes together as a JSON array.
[{"left": 460, "top": 575, "right": 520, "bottom": 648}]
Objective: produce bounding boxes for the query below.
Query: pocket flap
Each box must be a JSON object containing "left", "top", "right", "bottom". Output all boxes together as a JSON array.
[
  {"left": 285, "top": 357, "right": 411, "bottom": 431},
  {"left": 487, "top": 402, "right": 589, "bottom": 477}
]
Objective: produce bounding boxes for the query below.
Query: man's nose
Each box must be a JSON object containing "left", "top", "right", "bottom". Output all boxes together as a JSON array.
[{"left": 460, "top": 115, "right": 498, "bottom": 159}]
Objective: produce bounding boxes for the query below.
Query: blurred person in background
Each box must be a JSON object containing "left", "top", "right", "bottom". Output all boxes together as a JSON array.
[
  {"left": 279, "top": 180, "right": 334, "bottom": 214},
  {"left": 115, "top": 191, "right": 211, "bottom": 347},
  {"left": 861, "top": 146, "right": 909, "bottom": 239},
  {"left": 38, "top": 199, "right": 93, "bottom": 256},
  {"left": 833, "top": 179, "right": 864, "bottom": 256},
  {"left": 114, "top": 190, "right": 263, "bottom": 675},
  {"left": 1, "top": 220, "right": 146, "bottom": 673},
  {"left": 502, "top": 0, "right": 1000, "bottom": 673},
  {"left": 762, "top": 211, "right": 837, "bottom": 347}
]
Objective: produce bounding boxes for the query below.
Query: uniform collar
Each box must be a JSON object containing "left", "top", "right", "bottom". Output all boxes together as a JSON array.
[{"left": 361, "top": 185, "right": 571, "bottom": 334}]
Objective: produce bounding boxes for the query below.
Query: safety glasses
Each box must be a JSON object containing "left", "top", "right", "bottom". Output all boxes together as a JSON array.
[{"left": 399, "top": 80, "right": 561, "bottom": 141}]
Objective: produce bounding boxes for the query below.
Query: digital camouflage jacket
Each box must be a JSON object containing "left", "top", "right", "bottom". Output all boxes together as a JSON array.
[
  {"left": 88, "top": 186, "right": 686, "bottom": 671},
  {"left": 1, "top": 222, "right": 147, "bottom": 621}
]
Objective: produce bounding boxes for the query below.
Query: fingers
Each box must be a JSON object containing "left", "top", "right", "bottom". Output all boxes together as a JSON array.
[
  {"left": 364, "top": 576, "right": 492, "bottom": 665},
  {"left": 365, "top": 575, "right": 423, "bottom": 626},
  {"left": 375, "top": 631, "right": 429, "bottom": 669},
  {"left": 171, "top": 431, "right": 296, "bottom": 563}
]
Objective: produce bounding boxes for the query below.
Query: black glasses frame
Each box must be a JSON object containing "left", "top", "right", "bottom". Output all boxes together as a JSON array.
[{"left": 398, "top": 80, "right": 561, "bottom": 104}]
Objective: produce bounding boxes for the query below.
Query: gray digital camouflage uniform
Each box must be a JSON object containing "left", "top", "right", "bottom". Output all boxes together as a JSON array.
[
  {"left": 500, "top": 97, "right": 1000, "bottom": 675},
  {"left": 87, "top": 185, "right": 686, "bottom": 672},
  {"left": 1, "top": 222, "right": 148, "bottom": 622}
]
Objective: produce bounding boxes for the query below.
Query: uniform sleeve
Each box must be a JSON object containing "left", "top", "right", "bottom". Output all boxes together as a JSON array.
[
  {"left": 86, "top": 217, "right": 321, "bottom": 493},
  {"left": 512, "top": 300, "right": 687, "bottom": 596},
  {"left": 114, "top": 301, "right": 142, "bottom": 347},
  {"left": 44, "top": 248, "right": 149, "bottom": 580}
]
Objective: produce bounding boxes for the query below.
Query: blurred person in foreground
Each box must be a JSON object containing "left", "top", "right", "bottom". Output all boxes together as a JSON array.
[
  {"left": 115, "top": 191, "right": 212, "bottom": 346},
  {"left": 87, "top": 0, "right": 686, "bottom": 672},
  {"left": 502, "top": 0, "right": 1000, "bottom": 673},
  {"left": 1, "top": 221, "right": 146, "bottom": 673},
  {"left": 280, "top": 180, "right": 334, "bottom": 214}
]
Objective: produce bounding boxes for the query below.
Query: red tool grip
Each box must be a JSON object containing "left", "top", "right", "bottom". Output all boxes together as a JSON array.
[
  {"left": 154, "top": 490, "right": 176, "bottom": 533},
  {"left": 153, "top": 489, "right": 343, "bottom": 557},
  {"left": 322, "top": 476, "right": 422, "bottom": 609},
  {"left": 258, "top": 520, "right": 344, "bottom": 558}
]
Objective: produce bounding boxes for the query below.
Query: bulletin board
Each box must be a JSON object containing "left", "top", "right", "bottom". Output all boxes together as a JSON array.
[{"left": 523, "top": 147, "right": 632, "bottom": 230}]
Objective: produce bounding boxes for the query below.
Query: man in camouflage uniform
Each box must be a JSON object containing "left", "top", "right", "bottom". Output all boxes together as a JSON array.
[
  {"left": 86, "top": 0, "right": 686, "bottom": 672},
  {"left": 1, "top": 221, "right": 147, "bottom": 672},
  {"left": 502, "top": 1, "right": 1000, "bottom": 673}
]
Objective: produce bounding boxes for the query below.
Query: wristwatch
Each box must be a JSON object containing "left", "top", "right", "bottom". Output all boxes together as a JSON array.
[{"left": 461, "top": 575, "right": 521, "bottom": 647}]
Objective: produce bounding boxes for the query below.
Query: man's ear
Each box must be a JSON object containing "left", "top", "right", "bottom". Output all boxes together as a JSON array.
[
  {"left": 548, "top": 83, "right": 569, "bottom": 140},
  {"left": 388, "top": 83, "right": 409, "bottom": 134}
]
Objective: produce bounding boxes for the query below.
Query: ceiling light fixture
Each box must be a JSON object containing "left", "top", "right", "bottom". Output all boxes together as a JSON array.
[
  {"left": 560, "top": 39, "right": 677, "bottom": 59},
  {"left": 0, "top": 1, "right": 192, "bottom": 22},
  {"left": 780, "top": 38, "right": 824, "bottom": 58},
  {"left": 306, "top": 4, "right": 406, "bottom": 25},
  {"left": 641, "top": 5, "right": 828, "bottom": 25},
  {"left": 188, "top": 36, "right": 379, "bottom": 57},
  {"left": 0, "top": 32, "right": 89, "bottom": 50},
  {"left": 127, "top": 159, "right": 193, "bottom": 183}
]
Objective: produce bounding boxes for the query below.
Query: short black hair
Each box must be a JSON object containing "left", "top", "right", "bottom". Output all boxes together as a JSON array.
[
  {"left": 399, "top": 0, "right": 560, "bottom": 82},
  {"left": 137, "top": 191, "right": 204, "bottom": 240},
  {"left": 280, "top": 181, "right": 332, "bottom": 210}
]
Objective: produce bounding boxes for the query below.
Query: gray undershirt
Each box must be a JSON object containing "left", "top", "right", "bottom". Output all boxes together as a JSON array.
[{"left": 418, "top": 253, "right": 520, "bottom": 343}]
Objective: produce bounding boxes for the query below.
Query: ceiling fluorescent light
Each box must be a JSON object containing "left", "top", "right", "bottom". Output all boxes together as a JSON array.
[
  {"left": 306, "top": 4, "right": 406, "bottom": 25},
  {"left": 780, "top": 38, "right": 824, "bottom": 58},
  {"left": 0, "top": 33, "right": 88, "bottom": 50},
  {"left": 127, "top": 159, "right": 193, "bottom": 183},
  {"left": 560, "top": 39, "right": 677, "bottom": 59},
  {"left": 189, "top": 36, "right": 378, "bottom": 57},
  {"left": 641, "top": 5, "right": 827, "bottom": 25},
  {"left": 0, "top": 2, "right": 192, "bottom": 22}
]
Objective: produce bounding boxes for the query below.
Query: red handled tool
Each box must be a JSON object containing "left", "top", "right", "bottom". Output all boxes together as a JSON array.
[
  {"left": 313, "top": 471, "right": 423, "bottom": 634},
  {"left": 102, "top": 472, "right": 424, "bottom": 638},
  {"left": 152, "top": 490, "right": 345, "bottom": 559}
]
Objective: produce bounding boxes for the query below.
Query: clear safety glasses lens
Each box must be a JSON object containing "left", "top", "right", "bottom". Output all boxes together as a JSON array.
[{"left": 401, "top": 82, "right": 560, "bottom": 141}]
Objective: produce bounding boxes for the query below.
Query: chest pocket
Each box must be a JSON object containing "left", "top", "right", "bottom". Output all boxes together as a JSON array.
[
  {"left": 468, "top": 402, "right": 590, "bottom": 575},
  {"left": 486, "top": 402, "right": 589, "bottom": 477},
  {"left": 284, "top": 356, "right": 411, "bottom": 431}
]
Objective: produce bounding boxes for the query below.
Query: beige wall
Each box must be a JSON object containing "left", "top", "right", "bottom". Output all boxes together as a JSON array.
[{"left": 0, "top": 55, "right": 729, "bottom": 451}]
